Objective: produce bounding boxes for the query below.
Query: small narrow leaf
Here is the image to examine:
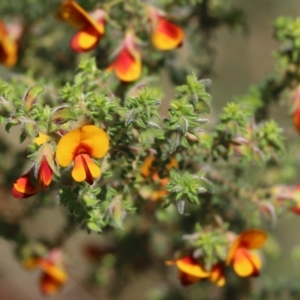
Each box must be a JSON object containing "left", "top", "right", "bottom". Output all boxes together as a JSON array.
[{"left": 23, "top": 84, "right": 45, "bottom": 112}]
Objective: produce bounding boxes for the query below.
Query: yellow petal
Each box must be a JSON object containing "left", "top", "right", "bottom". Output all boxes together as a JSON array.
[
  {"left": 71, "top": 27, "right": 101, "bottom": 52},
  {"left": 151, "top": 18, "right": 184, "bottom": 51},
  {"left": 176, "top": 256, "right": 210, "bottom": 278},
  {"left": 232, "top": 248, "right": 261, "bottom": 277},
  {"left": 34, "top": 133, "right": 49, "bottom": 146},
  {"left": 210, "top": 264, "right": 226, "bottom": 287},
  {"left": 56, "top": 128, "right": 82, "bottom": 167},
  {"left": 71, "top": 154, "right": 101, "bottom": 184}
]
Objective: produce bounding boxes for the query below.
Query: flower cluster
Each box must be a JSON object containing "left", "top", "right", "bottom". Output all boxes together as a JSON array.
[
  {"left": 11, "top": 125, "right": 109, "bottom": 198},
  {"left": 140, "top": 153, "right": 178, "bottom": 201},
  {"left": 58, "top": 0, "right": 184, "bottom": 82},
  {"left": 168, "top": 229, "right": 267, "bottom": 287}
]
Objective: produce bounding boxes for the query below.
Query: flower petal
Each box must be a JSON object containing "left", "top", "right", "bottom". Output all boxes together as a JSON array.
[
  {"left": 71, "top": 26, "right": 102, "bottom": 53},
  {"left": 58, "top": 0, "right": 103, "bottom": 34},
  {"left": 152, "top": 17, "right": 184, "bottom": 51},
  {"left": 176, "top": 255, "right": 210, "bottom": 278},
  {"left": 40, "top": 273, "right": 63, "bottom": 295},
  {"left": 38, "top": 156, "right": 53, "bottom": 189},
  {"left": 293, "top": 107, "right": 300, "bottom": 133},
  {"left": 38, "top": 260, "right": 68, "bottom": 283},
  {"left": 72, "top": 154, "right": 100, "bottom": 184},
  {"left": 56, "top": 128, "right": 81, "bottom": 167},
  {"left": 108, "top": 48, "right": 141, "bottom": 82},
  {"left": 11, "top": 172, "right": 41, "bottom": 198},
  {"left": 232, "top": 248, "right": 261, "bottom": 277},
  {"left": 34, "top": 133, "right": 49, "bottom": 146},
  {"left": 239, "top": 229, "right": 267, "bottom": 249},
  {"left": 210, "top": 263, "right": 226, "bottom": 287},
  {"left": 178, "top": 270, "right": 201, "bottom": 286}
]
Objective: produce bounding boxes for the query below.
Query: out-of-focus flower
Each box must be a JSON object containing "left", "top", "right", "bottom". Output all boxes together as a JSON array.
[
  {"left": 226, "top": 229, "right": 267, "bottom": 277},
  {"left": 11, "top": 171, "right": 41, "bottom": 198},
  {"left": 140, "top": 154, "right": 177, "bottom": 201},
  {"left": 291, "top": 86, "right": 300, "bottom": 133},
  {"left": 147, "top": 6, "right": 184, "bottom": 51},
  {"left": 56, "top": 125, "right": 109, "bottom": 184},
  {"left": 23, "top": 249, "right": 68, "bottom": 295},
  {"left": 58, "top": 0, "right": 105, "bottom": 53},
  {"left": 11, "top": 144, "right": 55, "bottom": 198},
  {"left": 167, "top": 255, "right": 225, "bottom": 287},
  {"left": 0, "top": 20, "right": 20, "bottom": 66},
  {"left": 288, "top": 184, "right": 300, "bottom": 214},
  {"left": 107, "top": 31, "right": 142, "bottom": 82}
]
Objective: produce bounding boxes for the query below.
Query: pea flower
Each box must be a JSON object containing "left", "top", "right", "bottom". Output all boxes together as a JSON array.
[
  {"left": 23, "top": 249, "right": 68, "bottom": 295},
  {"left": 167, "top": 255, "right": 225, "bottom": 287},
  {"left": 147, "top": 6, "right": 184, "bottom": 51},
  {"left": 226, "top": 229, "right": 267, "bottom": 277},
  {"left": 0, "top": 20, "right": 19, "bottom": 66},
  {"left": 56, "top": 125, "right": 109, "bottom": 184},
  {"left": 58, "top": 0, "right": 105, "bottom": 53},
  {"left": 11, "top": 172, "right": 41, "bottom": 198},
  {"left": 107, "top": 31, "right": 142, "bottom": 82},
  {"left": 11, "top": 144, "right": 55, "bottom": 198}
]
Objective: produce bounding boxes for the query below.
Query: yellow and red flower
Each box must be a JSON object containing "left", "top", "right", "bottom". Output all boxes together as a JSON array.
[
  {"left": 56, "top": 125, "right": 109, "bottom": 184},
  {"left": 11, "top": 171, "right": 41, "bottom": 198},
  {"left": 226, "top": 229, "right": 267, "bottom": 277},
  {"left": 167, "top": 255, "right": 225, "bottom": 287},
  {"left": 287, "top": 184, "right": 300, "bottom": 214},
  {"left": 0, "top": 20, "right": 19, "bottom": 66},
  {"left": 23, "top": 249, "right": 68, "bottom": 295},
  {"left": 107, "top": 31, "right": 142, "bottom": 82},
  {"left": 147, "top": 6, "right": 184, "bottom": 51},
  {"left": 12, "top": 144, "right": 55, "bottom": 198},
  {"left": 58, "top": 0, "right": 105, "bottom": 53}
]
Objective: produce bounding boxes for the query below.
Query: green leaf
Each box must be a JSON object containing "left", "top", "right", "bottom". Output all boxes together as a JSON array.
[{"left": 23, "top": 84, "right": 45, "bottom": 112}]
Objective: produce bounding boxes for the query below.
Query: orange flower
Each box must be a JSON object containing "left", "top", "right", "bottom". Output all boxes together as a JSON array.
[
  {"left": 12, "top": 144, "right": 55, "bottom": 198},
  {"left": 11, "top": 171, "right": 41, "bottom": 198},
  {"left": 23, "top": 249, "right": 68, "bottom": 295},
  {"left": 58, "top": 0, "right": 105, "bottom": 53},
  {"left": 107, "top": 31, "right": 142, "bottom": 82},
  {"left": 288, "top": 185, "right": 300, "bottom": 214},
  {"left": 56, "top": 125, "right": 109, "bottom": 184},
  {"left": 147, "top": 6, "right": 184, "bottom": 51},
  {"left": 226, "top": 229, "right": 267, "bottom": 277},
  {"left": 0, "top": 20, "right": 18, "bottom": 66},
  {"left": 167, "top": 255, "right": 225, "bottom": 287}
]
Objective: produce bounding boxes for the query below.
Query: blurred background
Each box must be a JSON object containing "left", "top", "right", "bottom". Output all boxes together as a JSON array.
[{"left": 1, "top": 0, "right": 300, "bottom": 299}]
